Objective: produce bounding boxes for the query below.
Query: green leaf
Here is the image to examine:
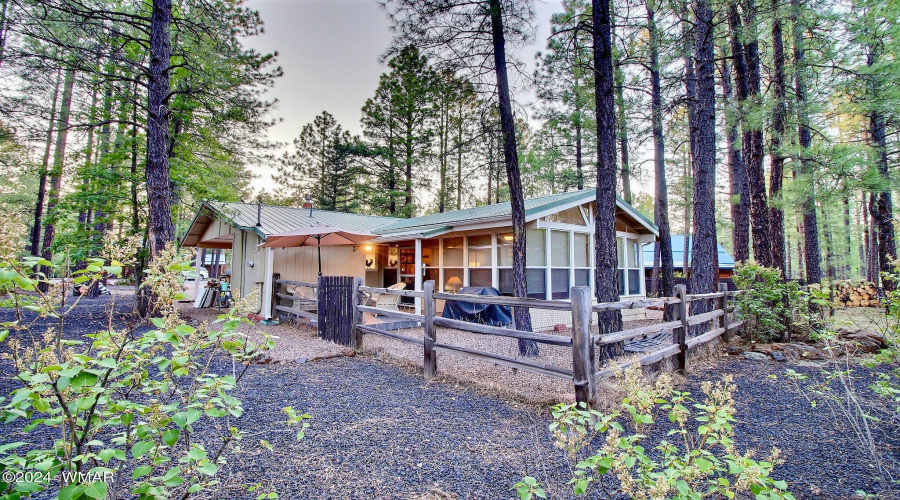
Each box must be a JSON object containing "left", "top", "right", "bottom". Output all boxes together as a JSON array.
[
  {"left": 95, "top": 358, "right": 117, "bottom": 369},
  {"left": 163, "top": 429, "right": 180, "bottom": 447},
  {"left": 131, "top": 441, "right": 154, "bottom": 459},
  {"left": 187, "top": 447, "right": 207, "bottom": 461},
  {"left": 198, "top": 462, "right": 217, "bottom": 476},
  {"left": 69, "top": 371, "right": 98, "bottom": 389},
  {"left": 132, "top": 466, "right": 151, "bottom": 479},
  {"left": 83, "top": 481, "right": 108, "bottom": 499},
  {"left": 695, "top": 457, "right": 713, "bottom": 472},
  {"left": 58, "top": 484, "right": 84, "bottom": 500}
]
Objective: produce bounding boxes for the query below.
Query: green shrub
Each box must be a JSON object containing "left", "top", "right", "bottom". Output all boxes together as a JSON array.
[
  {"left": 732, "top": 262, "right": 813, "bottom": 342},
  {"left": 515, "top": 364, "right": 794, "bottom": 499},
  {"left": 0, "top": 242, "right": 307, "bottom": 499}
]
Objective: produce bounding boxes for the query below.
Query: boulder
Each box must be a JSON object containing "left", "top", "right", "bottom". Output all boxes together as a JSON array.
[
  {"left": 770, "top": 351, "right": 787, "bottom": 362},
  {"left": 742, "top": 351, "right": 769, "bottom": 362},
  {"left": 726, "top": 345, "right": 744, "bottom": 356},
  {"left": 844, "top": 330, "right": 886, "bottom": 353},
  {"left": 785, "top": 343, "right": 824, "bottom": 360}
]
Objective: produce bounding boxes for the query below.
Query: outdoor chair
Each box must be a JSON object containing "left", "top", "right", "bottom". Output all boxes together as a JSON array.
[
  {"left": 288, "top": 284, "right": 316, "bottom": 310},
  {"left": 370, "top": 282, "right": 406, "bottom": 312}
]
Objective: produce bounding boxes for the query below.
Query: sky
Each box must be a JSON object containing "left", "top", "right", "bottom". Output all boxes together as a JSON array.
[{"left": 244, "top": 0, "right": 565, "bottom": 186}]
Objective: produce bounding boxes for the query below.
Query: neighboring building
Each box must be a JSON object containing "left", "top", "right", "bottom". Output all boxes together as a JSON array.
[
  {"left": 642, "top": 234, "right": 736, "bottom": 280},
  {"left": 181, "top": 189, "right": 658, "bottom": 322}
]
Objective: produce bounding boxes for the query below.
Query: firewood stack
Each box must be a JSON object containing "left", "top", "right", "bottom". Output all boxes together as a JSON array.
[{"left": 833, "top": 281, "right": 880, "bottom": 307}]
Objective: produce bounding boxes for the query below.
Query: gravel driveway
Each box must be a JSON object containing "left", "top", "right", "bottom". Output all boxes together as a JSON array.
[{"left": 2, "top": 294, "right": 897, "bottom": 499}]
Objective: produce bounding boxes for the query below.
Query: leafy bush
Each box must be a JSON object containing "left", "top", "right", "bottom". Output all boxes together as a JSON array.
[
  {"left": 732, "top": 262, "right": 813, "bottom": 342},
  {"left": 0, "top": 239, "right": 306, "bottom": 499},
  {"left": 515, "top": 365, "right": 793, "bottom": 499}
]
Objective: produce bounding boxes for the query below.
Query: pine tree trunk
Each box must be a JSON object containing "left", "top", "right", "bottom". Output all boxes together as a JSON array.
[
  {"left": 860, "top": 193, "right": 869, "bottom": 280},
  {"left": 721, "top": 56, "right": 750, "bottom": 263},
  {"left": 39, "top": 67, "right": 76, "bottom": 290},
  {"left": 769, "top": 0, "right": 787, "bottom": 274},
  {"left": 488, "top": 0, "right": 535, "bottom": 355},
  {"left": 648, "top": 0, "right": 674, "bottom": 299},
  {"left": 793, "top": 0, "right": 820, "bottom": 284},
  {"left": 615, "top": 65, "right": 631, "bottom": 204},
  {"left": 30, "top": 68, "right": 62, "bottom": 257},
  {"left": 593, "top": 0, "right": 623, "bottom": 337},
  {"left": 690, "top": 0, "right": 718, "bottom": 297},
  {"left": 728, "top": 2, "right": 769, "bottom": 266},
  {"left": 574, "top": 79, "right": 584, "bottom": 191},
  {"left": 822, "top": 203, "right": 836, "bottom": 279},
  {"left": 146, "top": 0, "right": 175, "bottom": 259},
  {"left": 456, "top": 100, "right": 464, "bottom": 210},
  {"left": 842, "top": 188, "right": 852, "bottom": 278},
  {"left": 679, "top": 0, "right": 696, "bottom": 168}
]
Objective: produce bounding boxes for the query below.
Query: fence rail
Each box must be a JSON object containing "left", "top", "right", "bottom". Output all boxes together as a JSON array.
[
  {"left": 351, "top": 278, "right": 743, "bottom": 409},
  {"left": 273, "top": 275, "right": 318, "bottom": 322}
]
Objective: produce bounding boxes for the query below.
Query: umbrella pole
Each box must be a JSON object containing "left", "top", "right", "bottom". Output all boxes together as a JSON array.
[{"left": 317, "top": 236, "right": 322, "bottom": 276}]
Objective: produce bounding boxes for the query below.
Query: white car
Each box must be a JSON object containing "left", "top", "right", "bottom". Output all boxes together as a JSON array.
[{"left": 180, "top": 268, "right": 209, "bottom": 281}]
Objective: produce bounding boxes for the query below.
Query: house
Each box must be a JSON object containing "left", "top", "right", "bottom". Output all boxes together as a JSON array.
[
  {"left": 642, "top": 234, "right": 736, "bottom": 280},
  {"left": 181, "top": 189, "right": 658, "bottom": 322}
]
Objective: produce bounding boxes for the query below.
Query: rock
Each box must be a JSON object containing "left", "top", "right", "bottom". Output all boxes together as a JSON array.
[
  {"left": 751, "top": 343, "right": 773, "bottom": 354},
  {"left": 844, "top": 330, "right": 886, "bottom": 353},
  {"left": 257, "top": 357, "right": 272, "bottom": 365},
  {"left": 742, "top": 351, "right": 769, "bottom": 362},
  {"left": 296, "top": 357, "right": 308, "bottom": 364},
  {"left": 770, "top": 351, "right": 787, "bottom": 362},
  {"left": 343, "top": 349, "right": 357, "bottom": 357},
  {"left": 785, "top": 343, "right": 824, "bottom": 360},
  {"left": 726, "top": 345, "right": 744, "bottom": 356}
]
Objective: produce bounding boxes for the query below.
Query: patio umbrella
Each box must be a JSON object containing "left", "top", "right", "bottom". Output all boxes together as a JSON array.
[{"left": 258, "top": 225, "right": 376, "bottom": 276}]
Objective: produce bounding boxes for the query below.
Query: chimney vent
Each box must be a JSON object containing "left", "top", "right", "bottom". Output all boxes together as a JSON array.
[
  {"left": 256, "top": 199, "right": 263, "bottom": 227},
  {"left": 302, "top": 194, "right": 314, "bottom": 216}
]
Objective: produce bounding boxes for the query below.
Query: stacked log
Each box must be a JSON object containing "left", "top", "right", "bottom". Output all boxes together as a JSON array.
[{"left": 832, "top": 281, "right": 880, "bottom": 307}]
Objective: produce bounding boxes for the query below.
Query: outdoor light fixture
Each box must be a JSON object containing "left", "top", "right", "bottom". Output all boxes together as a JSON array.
[
  {"left": 502, "top": 235, "right": 513, "bottom": 241},
  {"left": 247, "top": 260, "right": 255, "bottom": 268},
  {"left": 365, "top": 245, "right": 372, "bottom": 251}
]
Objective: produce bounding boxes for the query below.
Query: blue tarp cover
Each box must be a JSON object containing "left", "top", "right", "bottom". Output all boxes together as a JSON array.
[{"left": 441, "top": 286, "right": 513, "bottom": 327}]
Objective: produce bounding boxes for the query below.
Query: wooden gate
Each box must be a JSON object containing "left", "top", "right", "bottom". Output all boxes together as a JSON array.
[{"left": 317, "top": 276, "right": 356, "bottom": 346}]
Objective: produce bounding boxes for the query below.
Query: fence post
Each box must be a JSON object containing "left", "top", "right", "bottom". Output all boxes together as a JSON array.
[
  {"left": 423, "top": 280, "right": 437, "bottom": 380},
  {"left": 718, "top": 282, "right": 729, "bottom": 341},
  {"left": 351, "top": 277, "right": 363, "bottom": 349},
  {"left": 271, "top": 273, "right": 280, "bottom": 320},
  {"left": 571, "top": 286, "right": 596, "bottom": 409},
  {"left": 673, "top": 284, "right": 688, "bottom": 373}
]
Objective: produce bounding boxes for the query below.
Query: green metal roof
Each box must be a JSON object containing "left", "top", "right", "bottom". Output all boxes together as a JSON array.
[
  {"left": 183, "top": 189, "right": 657, "bottom": 246},
  {"left": 205, "top": 202, "right": 400, "bottom": 238},
  {"left": 375, "top": 189, "right": 658, "bottom": 235}
]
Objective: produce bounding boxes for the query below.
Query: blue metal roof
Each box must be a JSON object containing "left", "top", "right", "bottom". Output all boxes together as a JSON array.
[{"left": 643, "top": 235, "right": 735, "bottom": 269}]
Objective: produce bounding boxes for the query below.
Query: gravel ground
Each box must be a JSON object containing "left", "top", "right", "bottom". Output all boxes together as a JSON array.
[
  {"left": 2, "top": 295, "right": 898, "bottom": 499},
  {"left": 175, "top": 302, "right": 347, "bottom": 363}
]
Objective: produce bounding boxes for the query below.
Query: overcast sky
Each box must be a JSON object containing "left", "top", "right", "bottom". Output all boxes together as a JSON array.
[{"left": 245, "top": 0, "right": 565, "bottom": 186}]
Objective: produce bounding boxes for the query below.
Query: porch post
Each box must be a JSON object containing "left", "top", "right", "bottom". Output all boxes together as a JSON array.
[
  {"left": 262, "top": 247, "right": 275, "bottom": 319},
  {"left": 414, "top": 238, "right": 423, "bottom": 314},
  {"left": 194, "top": 248, "right": 203, "bottom": 302}
]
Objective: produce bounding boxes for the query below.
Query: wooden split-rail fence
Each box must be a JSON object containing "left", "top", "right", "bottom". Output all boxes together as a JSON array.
[{"left": 270, "top": 275, "right": 744, "bottom": 408}]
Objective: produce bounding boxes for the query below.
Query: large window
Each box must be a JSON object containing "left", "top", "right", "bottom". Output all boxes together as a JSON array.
[
  {"left": 616, "top": 236, "right": 641, "bottom": 296},
  {"left": 550, "top": 230, "right": 570, "bottom": 299},
  {"left": 422, "top": 239, "right": 440, "bottom": 284},
  {"left": 574, "top": 233, "right": 591, "bottom": 287},
  {"left": 468, "top": 234, "right": 492, "bottom": 287},
  {"left": 498, "top": 229, "right": 547, "bottom": 298},
  {"left": 442, "top": 237, "right": 464, "bottom": 292}
]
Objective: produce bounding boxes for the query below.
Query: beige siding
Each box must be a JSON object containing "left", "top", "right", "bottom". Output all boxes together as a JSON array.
[
  {"left": 199, "top": 218, "right": 234, "bottom": 243},
  {"left": 272, "top": 245, "right": 367, "bottom": 284}
]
